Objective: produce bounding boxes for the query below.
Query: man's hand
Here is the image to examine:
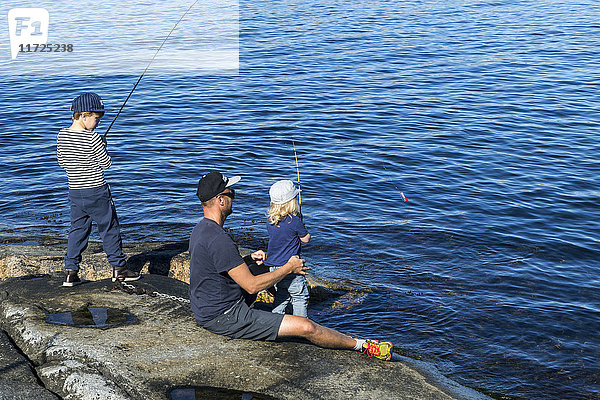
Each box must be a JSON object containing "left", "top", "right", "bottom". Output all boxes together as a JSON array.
[
  {"left": 101, "top": 136, "right": 108, "bottom": 147},
  {"left": 228, "top": 254, "right": 307, "bottom": 294},
  {"left": 251, "top": 250, "right": 266, "bottom": 265},
  {"left": 288, "top": 255, "right": 309, "bottom": 275}
]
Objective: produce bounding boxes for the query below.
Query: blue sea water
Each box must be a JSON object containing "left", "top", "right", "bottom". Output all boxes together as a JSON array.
[{"left": 1, "top": 0, "right": 599, "bottom": 399}]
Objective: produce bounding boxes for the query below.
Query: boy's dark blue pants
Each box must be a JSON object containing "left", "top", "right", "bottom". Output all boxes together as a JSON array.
[{"left": 65, "top": 184, "right": 127, "bottom": 271}]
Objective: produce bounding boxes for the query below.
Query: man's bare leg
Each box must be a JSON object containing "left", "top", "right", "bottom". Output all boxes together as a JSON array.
[{"left": 277, "top": 315, "right": 357, "bottom": 349}]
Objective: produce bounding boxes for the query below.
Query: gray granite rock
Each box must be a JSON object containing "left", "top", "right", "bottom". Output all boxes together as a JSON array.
[
  {"left": 0, "top": 241, "right": 492, "bottom": 400},
  {"left": 0, "top": 330, "right": 60, "bottom": 400},
  {"left": 0, "top": 240, "right": 191, "bottom": 283},
  {"left": 0, "top": 273, "right": 490, "bottom": 400}
]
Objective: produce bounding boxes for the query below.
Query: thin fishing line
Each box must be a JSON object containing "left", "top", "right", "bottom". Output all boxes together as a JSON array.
[
  {"left": 360, "top": 146, "right": 408, "bottom": 202},
  {"left": 104, "top": 0, "right": 200, "bottom": 139},
  {"left": 290, "top": 138, "right": 407, "bottom": 204}
]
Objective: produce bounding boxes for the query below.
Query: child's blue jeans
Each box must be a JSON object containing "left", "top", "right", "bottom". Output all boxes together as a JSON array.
[
  {"left": 269, "top": 267, "right": 309, "bottom": 317},
  {"left": 64, "top": 184, "right": 127, "bottom": 271}
]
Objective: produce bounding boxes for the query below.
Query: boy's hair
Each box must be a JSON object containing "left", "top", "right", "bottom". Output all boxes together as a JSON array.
[
  {"left": 72, "top": 111, "right": 105, "bottom": 120},
  {"left": 268, "top": 197, "right": 299, "bottom": 225}
]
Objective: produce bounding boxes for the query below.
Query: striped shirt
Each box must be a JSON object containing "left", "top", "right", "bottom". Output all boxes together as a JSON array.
[{"left": 57, "top": 128, "right": 112, "bottom": 189}]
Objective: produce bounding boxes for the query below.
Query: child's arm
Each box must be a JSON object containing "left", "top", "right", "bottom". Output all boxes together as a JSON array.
[
  {"left": 57, "top": 145, "right": 65, "bottom": 168},
  {"left": 91, "top": 131, "right": 112, "bottom": 169},
  {"left": 296, "top": 214, "right": 310, "bottom": 243}
]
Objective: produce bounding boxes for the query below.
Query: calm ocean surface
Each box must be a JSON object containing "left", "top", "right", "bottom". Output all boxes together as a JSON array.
[{"left": 1, "top": 0, "right": 599, "bottom": 398}]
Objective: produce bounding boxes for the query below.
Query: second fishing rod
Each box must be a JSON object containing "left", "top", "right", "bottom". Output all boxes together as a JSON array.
[{"left": 103, "top": 0, "right": 200, "bottom": 141}]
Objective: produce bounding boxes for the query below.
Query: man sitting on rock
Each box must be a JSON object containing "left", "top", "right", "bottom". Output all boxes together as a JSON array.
[{"left": 189, "top": 172, "right": 393, "bottom": 361}]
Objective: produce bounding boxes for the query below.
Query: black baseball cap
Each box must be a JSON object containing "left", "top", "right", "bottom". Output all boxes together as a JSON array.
[{"left": 196, "top": 172, "right": 241, "bottom": 202}]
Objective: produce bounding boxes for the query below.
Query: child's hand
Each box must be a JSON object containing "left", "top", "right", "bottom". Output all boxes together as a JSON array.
[{"left": 251, "top": 250, "right": 266, "bottom": 265}]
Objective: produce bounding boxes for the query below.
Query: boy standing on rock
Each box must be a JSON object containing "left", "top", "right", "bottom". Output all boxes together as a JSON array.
[{"left": 57, "top": 92, "right": 140, "bottom": 287}]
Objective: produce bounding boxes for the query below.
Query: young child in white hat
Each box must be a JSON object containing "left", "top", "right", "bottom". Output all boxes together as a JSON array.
[{"left": 265, "top": 180, "right": 311, "bottom": 317}]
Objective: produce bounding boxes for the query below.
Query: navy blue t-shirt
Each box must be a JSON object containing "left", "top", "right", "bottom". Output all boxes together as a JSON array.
[
  {"left": 189, "top": 218, "right": 245, "bottom": 325},
  {"left": 265, "top": 214, "right": 308, "bottom": 267}
]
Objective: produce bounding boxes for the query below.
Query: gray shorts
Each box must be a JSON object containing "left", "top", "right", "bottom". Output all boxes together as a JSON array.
[{"left": 201, "top": 299, "right": 284, "bottom": 341}]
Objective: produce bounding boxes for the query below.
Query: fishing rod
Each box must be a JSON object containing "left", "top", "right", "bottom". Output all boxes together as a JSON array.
[
  {"left": 103, "top": 0, "right": 200, "bottom": 140},
  {"left": 292, "top": 139, "right": 302, "bottom": 206}
]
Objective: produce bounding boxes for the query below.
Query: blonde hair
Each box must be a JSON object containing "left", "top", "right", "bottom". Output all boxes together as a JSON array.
[{"left": 268, "top": 197, "right": 299, "bottom": 225}]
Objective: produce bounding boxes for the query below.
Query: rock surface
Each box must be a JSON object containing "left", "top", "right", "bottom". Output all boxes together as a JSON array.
[
  {"left": 0, "top": 240, "right": 368, "bottom": 303},
  {"left": 0, "top": 241, "right": 491, "bottom": 400},
  {"left": 0, "top": 239, "right": 191, "bottom": 283},
  {"left": 0, "top": 330, "right": 60, "bottom": 400}
]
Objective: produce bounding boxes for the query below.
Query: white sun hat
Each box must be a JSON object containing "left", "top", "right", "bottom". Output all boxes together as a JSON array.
[{"left": 269, "top": 179, "right": 300, "bottom": 205}]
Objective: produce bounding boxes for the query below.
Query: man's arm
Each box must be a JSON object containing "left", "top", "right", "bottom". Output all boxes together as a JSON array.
[{"left": 228, "top": 255, "right": 306, "bottom": 294}]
